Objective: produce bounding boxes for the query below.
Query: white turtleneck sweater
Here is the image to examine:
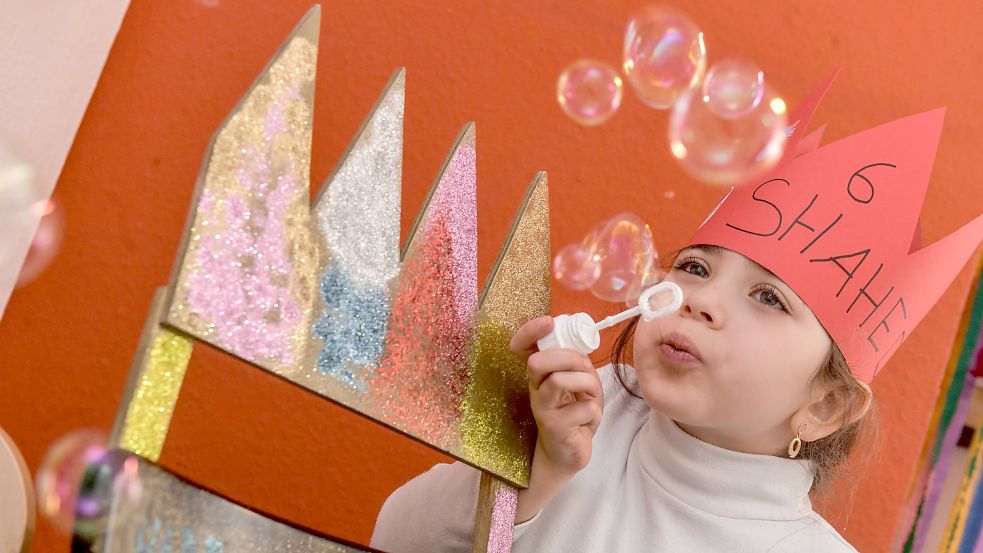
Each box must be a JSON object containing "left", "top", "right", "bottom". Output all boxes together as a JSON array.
[{"left": 370, "top": 364, "right": 859, "bottom": 552}]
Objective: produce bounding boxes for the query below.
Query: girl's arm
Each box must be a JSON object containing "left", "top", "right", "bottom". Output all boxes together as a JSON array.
[
  {"left": 510, "top": 316, "right": 604, "bottom": 523},
  {"left": 514, "top": 439, "right": 579, "bottom": 522}
]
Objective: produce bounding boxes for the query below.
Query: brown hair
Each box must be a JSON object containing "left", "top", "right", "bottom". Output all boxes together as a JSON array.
[{"left": 605, "top": 249, "right": 880, "bottom": 493}]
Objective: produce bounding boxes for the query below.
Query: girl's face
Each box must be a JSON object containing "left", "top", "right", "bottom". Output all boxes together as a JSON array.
[{"left": 632, "top": 245, "right": 831, "bottom": 455}]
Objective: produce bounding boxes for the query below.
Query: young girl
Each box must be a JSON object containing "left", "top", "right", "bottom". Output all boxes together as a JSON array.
[{"left": 370, "top": 96, "right": 983, "bottom": 552}]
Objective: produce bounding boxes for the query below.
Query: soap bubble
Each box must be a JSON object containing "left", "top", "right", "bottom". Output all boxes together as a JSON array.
[
  {"left": 16, "top": 198, "right": 64, "bottom": 287},
  {"left": 555, "top": 213, "right": 662, "bottom": 304},
  {"left": 702, "top": 58, "right": 764, "bottom": 119},
  {"left": 73, "top": 451, "right": 143, "bottom": 543},
  {"left": 588, "top": 214, "right": 660, "bottom": 303},
  {"left": 553, "top": 242, "right": 601, "bottom": 290},
  {"left": 623, "top": 6, "right": 706, "bottom": 109},
  {"left": 36, "top": 430, "right": 142, "bottom": 536},
  {"left": 557, "top": 59, "right": 624, "bottom": 126},
  {"left": 0, "top": 145, "right": 64, "bottom": 287},
  {"left": 36, "top": 429, "right": 108, "bottom": 533},
  {"left": 0, "top": 149, "right": 41, "bottom": 272},
  {"left": 668, "top": 81, "right": 788, "bottom": 186},
  {"left": 624, "top": 264, "right": 666, "bottom": 309}
]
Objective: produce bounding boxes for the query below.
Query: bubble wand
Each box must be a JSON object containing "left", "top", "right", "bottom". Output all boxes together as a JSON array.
[{"left": 537, "top": 281, "right": 684, "bottom": 355}]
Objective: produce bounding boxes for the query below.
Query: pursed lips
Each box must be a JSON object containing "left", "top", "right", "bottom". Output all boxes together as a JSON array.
[{"left": 659, "top": 331, "right": 703, "bottom": 362}]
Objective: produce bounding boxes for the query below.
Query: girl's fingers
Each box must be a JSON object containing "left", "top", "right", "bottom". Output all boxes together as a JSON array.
[
  {"left": 542, "top": 398, "right": 603, "bottom": 432},
  {"left": 527, "top": 349, "right": 594, "bottom": 390},
  {"left": 534, "top": 370, "right": 602, "bottom": 408},
  {"left": 509, "top": 316, "right": 555, "bottom": 361}
]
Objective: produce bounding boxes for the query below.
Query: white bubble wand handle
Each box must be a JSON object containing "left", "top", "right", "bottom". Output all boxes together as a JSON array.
[{"left": 536, "top": 281, "right": 684, "bottom": 356}]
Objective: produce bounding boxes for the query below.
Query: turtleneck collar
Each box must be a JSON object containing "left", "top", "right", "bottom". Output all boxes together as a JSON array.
[{"left": 632, "top": 408, "right": 816, "bottom": 521}]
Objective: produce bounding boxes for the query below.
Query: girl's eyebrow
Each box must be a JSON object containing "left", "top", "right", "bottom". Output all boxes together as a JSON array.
[
  {"left": 683, "top": 244, "right": 724, "bottom": 258},
  {"left": 749, "top": 259, "right": 779, "bottom": 280}
]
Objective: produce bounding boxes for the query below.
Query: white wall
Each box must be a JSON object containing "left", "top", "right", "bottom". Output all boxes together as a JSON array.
[{"left": 0, "top": 0, "right": 131, "bottom": 320}]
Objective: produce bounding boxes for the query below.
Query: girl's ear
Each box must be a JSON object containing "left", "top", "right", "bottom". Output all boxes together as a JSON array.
[{"left": 798, "top": 382, "right": 872, "bottom": 442}]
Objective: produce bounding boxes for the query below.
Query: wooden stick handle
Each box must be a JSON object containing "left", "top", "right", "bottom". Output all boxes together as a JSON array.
[{"left": 472, "top": 472, "right": 519, "bottom": 553}]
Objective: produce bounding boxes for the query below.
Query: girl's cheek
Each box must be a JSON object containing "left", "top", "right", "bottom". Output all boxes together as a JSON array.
[
  {"left": 630, "top": 322, "right": 655, "bottom": 357},
  {"left": 635, "top": 318, "right": 662, "bottom": 345}
]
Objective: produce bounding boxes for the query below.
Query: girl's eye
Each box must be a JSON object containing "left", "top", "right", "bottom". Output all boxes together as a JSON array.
[
  {"left": 753, "top": 286, "right": 790, "bottom": 313},
  {"left": 672, "top": 256, "right": 790, "bottom": 313},
  {"left": 673, "top": 258, "right": 709, "bottom": 278}
]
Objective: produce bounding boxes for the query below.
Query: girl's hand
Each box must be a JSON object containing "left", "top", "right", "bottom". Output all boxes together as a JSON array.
[{"left": 511, "top": 316, "right": 604, "bottom": 477}]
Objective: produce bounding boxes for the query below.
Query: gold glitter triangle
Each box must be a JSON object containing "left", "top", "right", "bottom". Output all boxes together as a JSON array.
[{"left": 461, "top": 172, "right": 550, "bottom": 487}]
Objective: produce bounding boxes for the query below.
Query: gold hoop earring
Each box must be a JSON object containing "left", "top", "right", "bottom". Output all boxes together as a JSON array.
[{"left": 788, "top": 422, "right": 808, "bottom": 459}]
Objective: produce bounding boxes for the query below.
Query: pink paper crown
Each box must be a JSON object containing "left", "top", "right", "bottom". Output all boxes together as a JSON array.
[{"left": 689, "top": 69, "right": 983, "bottom": 383}]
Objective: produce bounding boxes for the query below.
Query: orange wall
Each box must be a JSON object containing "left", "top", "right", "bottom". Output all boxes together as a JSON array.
[{"left": 3, "top": 1, "right": 983, "bottom": 552}]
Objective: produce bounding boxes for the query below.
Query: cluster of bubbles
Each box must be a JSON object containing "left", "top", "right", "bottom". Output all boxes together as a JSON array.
[
  {"left": 35, "top": 429, "right": 142, "bottom": 538},
  {"left": 0, "top": 143, "right": 64, "bottom": 288},
  {"left": 555, "top": 4, "right": 788, "bottom": 186},
  {"left": 553, "top": 213, "right": 662, "bottom": 306}
]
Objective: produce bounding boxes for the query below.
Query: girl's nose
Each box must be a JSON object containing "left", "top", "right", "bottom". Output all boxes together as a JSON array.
[{"left": 681, "top": 284, "right": 725, "bottom": 328}]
